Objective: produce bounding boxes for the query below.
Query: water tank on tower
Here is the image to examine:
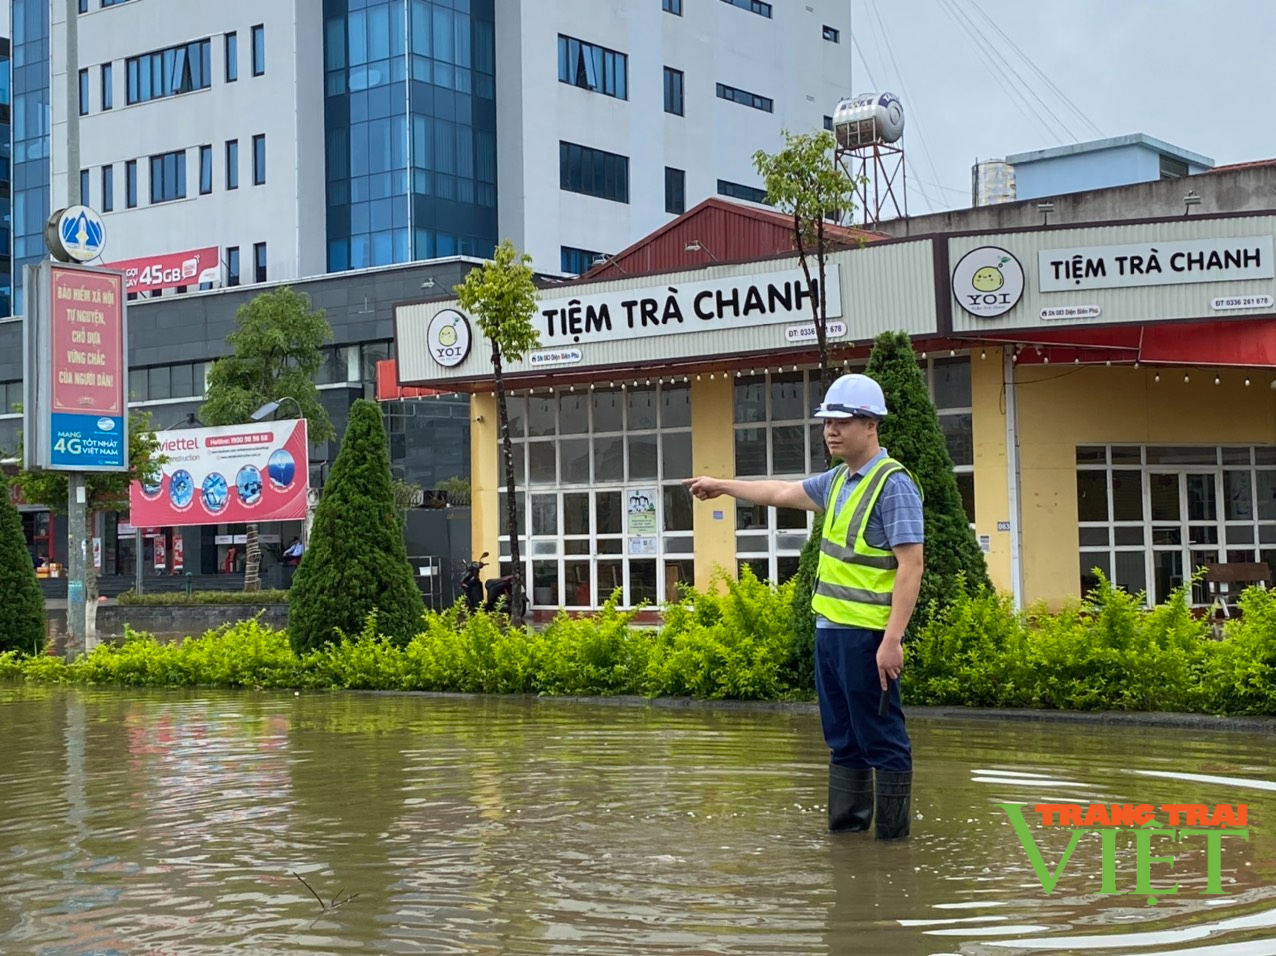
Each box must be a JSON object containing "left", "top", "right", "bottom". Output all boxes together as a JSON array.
[
  {"left": 832, "top": 92, "right": 905, "bottom": 150},
  {"left": 972, "top": 159, "right": 1016, "bottom": 206}
]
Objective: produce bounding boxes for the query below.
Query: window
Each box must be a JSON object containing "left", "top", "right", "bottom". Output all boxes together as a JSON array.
[
  {"left": 101, "top": 165, "right": 114, "bottom": 212},
  {"left": 557, "top": 35, "right": 627, "bottom": 99},
  {"left": 129, "top": 362, "right": 207, "bottom": 403},
  {"left": 226, "top": 140, "right": 238, "bottom": 189},
  {"left": 78, "top": 169, "right": 89, "bottom": 205},
  {"left": 101, "top": 0, "right": 136, "bottom": 6},
  {"left": 253, "top": 242, "right": 267, "bottom": 282},
  {"left": 718, "top": 179, "right": 768, "bottom": 204},
  {"left": 823, "top": 115, "right": 833, "bottom": 130},
  {"left": 126, "top": 39, "right": 212, "bottom": 104},
  {"left": 716, "top": 82, "right": 772, "bottom": 112},
  {"left": 663, "top": 67, "right": 683, "bottom": 116},
  {"left": 665, "top": 167, "right": 685, "bottom": 215},
  {"left": 100, "top": 63, "right": 113, "bottom": 110},
  {"left": 78, "top": 0, "right": 88, "bottom": 12},
  {"left": 559, "top": 141, "right": 629, "bottom": 203},
  {"left": 149, "top": 149, "right": 187, "bottom": 204},
  {"left": 252, "top": 134, "right": 266, "bottom": 185},
  {"left": 929, "top": 356, "right": 974, "bottom": 522},
  {"left": 663, "top": 0, "right": 683, "bottom": 13},
  {"left": 823, "top": 25, "right": 840, "bottom": 42},
  {"left": 199, "top": 145, "right": 212, "bottom": 194},
  {"left": 561, "top": 246, "right": 604, "bottom": 275},
  {"left": 251, "top": 24, "right": 265, "bottom": 76},
  {"left": 1160, "top": 154, "right": 1189, "bottom": 179},
  {"left": 721, "top": 0, "right": 772, "bottom": 17},
  {"left": 125, "top": 160, "right": 138, "bottom": 208},
  {"left": 227, "top": 246, "right": 240, "bottom": 287},
  {"left": 225, "top": 32, "right": 238, "bottom": 82},
  {"left": 1076, "top": 445, "right": 1276, "bottom": 607},
  {"left": 498, "top": 384, "right": 695, "bottom": 609},
  {"left": 78, "top": 68, "right": 88, "bottom": 115}
]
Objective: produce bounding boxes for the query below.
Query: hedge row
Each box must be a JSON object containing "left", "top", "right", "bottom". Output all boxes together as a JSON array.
[{"left": 4, "top": 570, "right": 1275, "bottom": 715}]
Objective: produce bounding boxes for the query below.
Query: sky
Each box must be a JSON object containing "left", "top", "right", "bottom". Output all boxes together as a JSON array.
[{"left": 845, "top": 0, "right": 1276, "bottom": 215}]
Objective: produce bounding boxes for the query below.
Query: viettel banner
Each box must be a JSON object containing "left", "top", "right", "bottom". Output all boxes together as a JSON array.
[
  {"left": 103, "top": 246, "right": 221, "bottom": 295},
  {"left": 129, "top": 420, "right": 310, "bottom": 527}
]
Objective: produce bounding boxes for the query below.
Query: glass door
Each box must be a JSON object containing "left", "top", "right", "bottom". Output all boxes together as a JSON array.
[{"left": 1149, "top": 471, "right": 1221, "bottom": 605}]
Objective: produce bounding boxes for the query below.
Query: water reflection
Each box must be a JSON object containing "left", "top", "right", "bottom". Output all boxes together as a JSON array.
[{"left": 0, "top": 686, "right": 1271, "bottom": 955}]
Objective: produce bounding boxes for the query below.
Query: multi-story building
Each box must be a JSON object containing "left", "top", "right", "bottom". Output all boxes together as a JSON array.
[{"left": 8, "top": 0, "right": 851, "bottom": 315}]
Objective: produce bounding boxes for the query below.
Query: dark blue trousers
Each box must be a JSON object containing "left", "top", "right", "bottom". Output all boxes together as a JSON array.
[{"left": 815, "top": 626, "right": 912, "bottom": 772}]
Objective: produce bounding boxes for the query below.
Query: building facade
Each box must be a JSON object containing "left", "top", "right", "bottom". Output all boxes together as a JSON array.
[
  {"left": 395, "top": 204, "right": 1276, "bottom": 617},
  {"left": 1004, "top": 133, "right": 1215, "bottom": 203},
  {"left": 7, "top": 0, "right": 851, "bottom": 315}
]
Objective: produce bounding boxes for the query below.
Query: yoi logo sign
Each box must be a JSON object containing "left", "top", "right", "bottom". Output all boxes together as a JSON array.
[{"left": 1001, "top": 802, "right": 1249, "bottom": 903}]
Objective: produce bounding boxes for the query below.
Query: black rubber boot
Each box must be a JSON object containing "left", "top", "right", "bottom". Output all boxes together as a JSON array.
[
  {"left": 874, "top": 770, "right": 912, "bottom": 840},
  {"left": 828, "top": 764, "right": 874, "bottom": 832}
]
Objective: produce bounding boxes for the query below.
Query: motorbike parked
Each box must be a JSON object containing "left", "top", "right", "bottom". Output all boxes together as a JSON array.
[{"left": 458, "top": 551, "right": 529, "bottom": 618}]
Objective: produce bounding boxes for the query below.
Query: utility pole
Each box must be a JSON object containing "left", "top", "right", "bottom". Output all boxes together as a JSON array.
[{"left": 63, "top": 0, "right": 89, "bottom": 655}]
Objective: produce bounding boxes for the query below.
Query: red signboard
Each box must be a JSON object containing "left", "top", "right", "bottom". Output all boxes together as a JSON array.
[
  {"left": 51, "top": 267, "right": 125, "bottom": 417},
  {"left": 376, "top": 359, "right": 447, "bottom": 401},
  {"left": 103, "top": 246, "right": 221, "bottom": 295}
]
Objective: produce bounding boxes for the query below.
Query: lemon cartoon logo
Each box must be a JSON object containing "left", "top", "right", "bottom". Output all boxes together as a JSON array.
[
  {"left": 426, "top": 308, "right": 472, "bottom": 368},
  {"left": 953, "top": 246, "right": 1025, "bottom": 318}
]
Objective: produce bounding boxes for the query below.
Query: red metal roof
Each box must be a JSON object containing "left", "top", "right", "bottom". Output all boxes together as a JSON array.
[
  {"left": 1207, "top": 158, "right": 1276, "bottom": 173},
  {"left": 580, "top": 197, "right": 888, "bottom": 281}
]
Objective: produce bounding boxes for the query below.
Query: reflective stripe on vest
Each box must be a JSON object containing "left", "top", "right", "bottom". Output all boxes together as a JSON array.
[{"left": 810, "top": 457, "right": 907, "bottom": 629}]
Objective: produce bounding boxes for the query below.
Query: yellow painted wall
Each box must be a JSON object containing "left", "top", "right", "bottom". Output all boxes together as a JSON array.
[
  {"left": 1013, "top": 365, "right": 1276, "bottom": 608},
  {"left": 470, "top": 392, "right": 500, "bottom": 568},
  {"left": 970, "top": 347, "right": 1012, "bottom": 595},
  {"left": 690, "top": 375, "right": 736, "bottom": 592}
]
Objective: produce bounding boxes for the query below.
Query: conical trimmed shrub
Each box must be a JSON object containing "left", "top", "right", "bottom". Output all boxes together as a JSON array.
[
  {"left": 287, "top": 399, "right": 424, "bottom": 653},
  {"left": 864, "top": 330, "right": 991, "bottom": 627},
  {"left": 0, "top": 492, "right": 47, "bottom": 654}
]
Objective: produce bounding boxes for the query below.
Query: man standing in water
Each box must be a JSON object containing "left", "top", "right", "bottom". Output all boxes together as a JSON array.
[{"left": 683, "top": 372, "right": 924, "bottom": 840}]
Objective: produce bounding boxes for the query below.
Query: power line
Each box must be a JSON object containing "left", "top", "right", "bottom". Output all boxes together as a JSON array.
[
  {"left": 935, "top": 0, "right": 1064, "bottom": 144},
  {"left": 964, "top": 0, "right": 1105, "bottom": 140}
]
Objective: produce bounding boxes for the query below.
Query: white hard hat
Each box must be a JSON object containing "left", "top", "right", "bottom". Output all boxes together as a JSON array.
[{"left": 813, "top": 373, "right": 888, "bottom": 419}]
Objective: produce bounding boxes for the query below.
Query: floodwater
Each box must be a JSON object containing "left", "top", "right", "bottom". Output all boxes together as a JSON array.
[{"left": 0, "top": 687, "right": 1273, "bottom": 956}]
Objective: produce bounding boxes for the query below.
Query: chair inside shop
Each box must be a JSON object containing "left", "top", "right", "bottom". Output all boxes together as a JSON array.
[{"left": 1204, "top": 562, "right": 1272, "bottom": 623}]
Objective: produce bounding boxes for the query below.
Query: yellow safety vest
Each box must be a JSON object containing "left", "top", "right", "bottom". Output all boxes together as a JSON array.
[{"left": 810, "top": 456, "right": 917, "bottom": 630}]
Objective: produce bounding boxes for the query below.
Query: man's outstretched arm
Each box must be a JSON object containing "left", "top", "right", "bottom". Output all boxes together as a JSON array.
[{"left": 683, "top": 476, "right": 822, "bottom": 512}]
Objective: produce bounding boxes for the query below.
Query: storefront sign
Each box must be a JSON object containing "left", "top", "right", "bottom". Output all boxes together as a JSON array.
[
  {"left": 529, "top": 347, "right": 583, "bottom": 368},
  {"left": 41, "top": 265, "right": 128, "bottom": 471},
  {"left": 427, "top": 309, "right": 472, "bottom": 368},
  {"left": 537, "top": 267, "right": 842, "bottom": 346},
  {"left": 784, "top": 320, "right": 848, "bottom": 343},
  {"left": 103, "top": 246, "right": 221, "bottom": 295},
  {"left": 1041, "top": 305, "right": 1102, "bottom": 321},
  {"left": 1039, "top": 236, "right": 1274, "bottom": 292},
  {"left": 952, "top": 247, "right": 1025, "bottom": 318},
  {"left": 129, "top": 420, "right": 310, "bottom": 527},
  {"left": 1212, "top": 294, "right": 1274, "bottom": 311}
]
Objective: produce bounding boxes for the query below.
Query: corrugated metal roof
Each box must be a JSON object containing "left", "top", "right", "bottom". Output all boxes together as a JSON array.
[{"left": 583, "top": 197, "right": 887, "bottom": 281}]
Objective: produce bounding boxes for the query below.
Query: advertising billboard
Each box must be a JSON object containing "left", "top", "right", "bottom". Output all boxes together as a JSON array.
[
  {"left": 129, "top": 420, "right": 310, "bottom": 527},
  {"left": 24, "top": 261, "right": 129, "bottom": 472},
  {"left": 104, "top": 246, "right": 221, "bottom": 295}
]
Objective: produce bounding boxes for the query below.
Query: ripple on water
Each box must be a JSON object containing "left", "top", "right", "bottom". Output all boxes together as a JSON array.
[{"left": 0, "top": 687, "right": 1273, "bottom": 955}]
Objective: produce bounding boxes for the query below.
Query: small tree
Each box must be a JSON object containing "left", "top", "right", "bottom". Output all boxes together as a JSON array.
[
  {"left": 865, "top": 330, "right": 991, "bottom": 629},
  {"left": 0, "top": 488, "right": 47, "bottom": 655},
  {"left": 754, "top": 129, "right": 862, "bottom": 460},
  {"left": 9, "top": 408, "right": 165, "bottom": 645},
  {"left": 288, "top": 399, "right": 424, "bottom": 653},
  {"left": 201, "top": 287, "right": 335, "bottom": 591},
  {"left": 454, "top": 239, "right": 541, "bottom": 625}
]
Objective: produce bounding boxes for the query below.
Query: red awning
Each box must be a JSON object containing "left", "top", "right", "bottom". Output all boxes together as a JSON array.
[{"left": 970, "top": 319, "right": 1276, "bottom": 368}]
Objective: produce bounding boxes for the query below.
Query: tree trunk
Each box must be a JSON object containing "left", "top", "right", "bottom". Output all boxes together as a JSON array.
[
  {"left": 244, "top": 523, "right": 261, "bottom": 592},
  {"left": 493, "top": 343, "right": 525, "bottom": 626}
]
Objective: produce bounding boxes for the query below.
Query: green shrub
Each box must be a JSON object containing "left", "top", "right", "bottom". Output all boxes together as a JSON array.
[
  {"left": 0, "top": 567, "right": 1273, "bottom": 718},
  {"left": 288, "top": 399, "right": 425, "bottom": 653},
  {"left": 116, "top": 590, "right": 290, "bottom": 606},
  {"left": 0, "top": 491, "right": 46, "bottom": 655}
]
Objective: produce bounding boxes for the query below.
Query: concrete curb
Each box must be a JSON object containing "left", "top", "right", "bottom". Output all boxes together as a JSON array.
[{"left": 334, "top": 689, "right": 1276, "bottom": 734}]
